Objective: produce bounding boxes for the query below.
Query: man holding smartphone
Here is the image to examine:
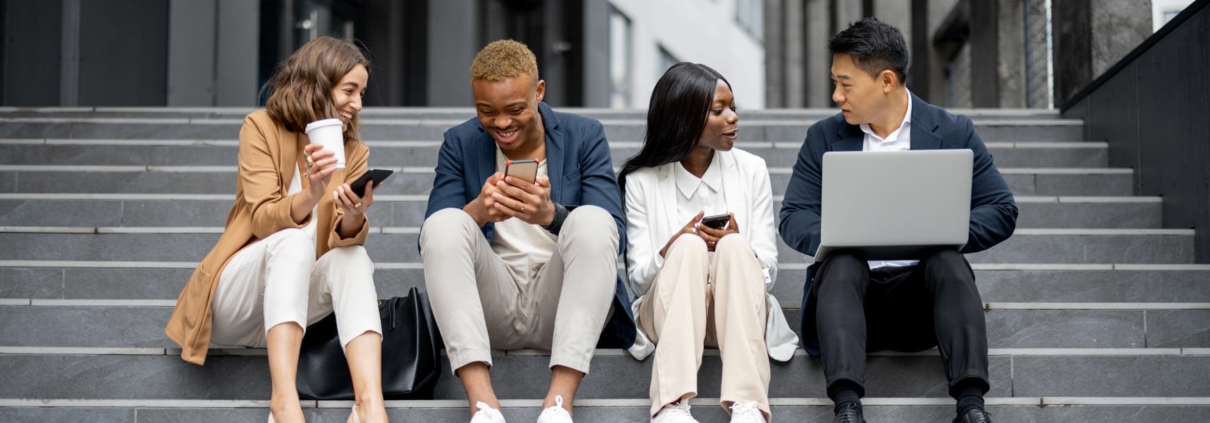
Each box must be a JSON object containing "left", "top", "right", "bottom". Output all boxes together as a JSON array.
[{"left": 417, "top": 40, "right": 635, "bottom": 423}]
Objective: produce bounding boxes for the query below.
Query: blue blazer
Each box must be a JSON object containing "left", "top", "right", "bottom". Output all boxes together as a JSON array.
[
  {"left": 423, "top": 102, "right": 637, "bottom": 349},
  {"left": 778, "top": 93, "right": 1018, "bottom": 355}
]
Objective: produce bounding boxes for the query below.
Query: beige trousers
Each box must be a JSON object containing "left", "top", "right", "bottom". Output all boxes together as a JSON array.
[
  {"left": 211, "top": 228, "right": 383, "bottom": 349},
  {"left": 638, "top": 234, "right": 771, "bottom": 417},
  {"left": 420, "top": 206, "right": 618, "bottom": 374}
]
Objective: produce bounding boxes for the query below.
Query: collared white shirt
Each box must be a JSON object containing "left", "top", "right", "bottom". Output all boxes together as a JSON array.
[
  {"left": 673, "top": 150, "right": 727, "bottom": 226},
  {"left": 860, "top": 90, "right": 919, "bottom": 269}
]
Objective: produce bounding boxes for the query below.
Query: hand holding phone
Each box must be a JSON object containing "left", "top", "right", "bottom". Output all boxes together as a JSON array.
[
  {"left": 504, "top": 159, "right": 539, "bottom": 184},
  {"left": 350, "top": 169, "right": 393, "bottom": 197},
  {"left": 700, "top": 213, "right": 730, "bottom": 229}
]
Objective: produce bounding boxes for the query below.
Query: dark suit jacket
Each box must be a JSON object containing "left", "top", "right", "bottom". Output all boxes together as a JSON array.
[
  {"left": 423, "top": 102, "right": 637, "bottom": 349},
  {"left": 778, "top": 93, "right": 1019, "bottom": 355}
]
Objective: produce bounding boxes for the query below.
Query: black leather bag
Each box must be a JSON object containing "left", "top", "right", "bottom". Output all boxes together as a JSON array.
[{"left": 296, "top": 287, "right": 442, "bottom": 400}]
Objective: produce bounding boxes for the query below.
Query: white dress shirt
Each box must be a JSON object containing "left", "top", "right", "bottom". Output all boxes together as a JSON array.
[
  {"left": 673, "top": 151, "right": 728, "bottom": 227},
  {"left": 860, "top": 90, "right": 919, "bottom": 269}
]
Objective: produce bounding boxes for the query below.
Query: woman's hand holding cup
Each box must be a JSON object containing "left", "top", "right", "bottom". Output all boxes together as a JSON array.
[{"left": 303, "top": 143, "right": 338, "bottom": 203}]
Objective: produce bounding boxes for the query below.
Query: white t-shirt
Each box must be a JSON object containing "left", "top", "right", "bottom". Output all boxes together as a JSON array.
[
  {"left": 288, "top": 166, "right": 319, "bottom": 244},
  {"left": 491, "top": 148, "right": 558, "bottom": 281}
]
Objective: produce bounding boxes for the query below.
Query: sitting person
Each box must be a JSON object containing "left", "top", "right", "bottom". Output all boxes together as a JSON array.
[
  {"left": 618, "top": 62, "right": 798, "bottom": 423},
  {"left": 165, "top": 36, "right": 388, "bottom": 423},
  {"left": 417, "top": 39, "right": 638, "bottom": 423},
  {"left": 778, "top": 19, "right": 1018, "bottom": 423}
]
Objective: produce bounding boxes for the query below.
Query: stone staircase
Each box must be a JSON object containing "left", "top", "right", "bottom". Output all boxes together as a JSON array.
[{"left": 1, "top": 107, "right": 1208, "bottom": 422}]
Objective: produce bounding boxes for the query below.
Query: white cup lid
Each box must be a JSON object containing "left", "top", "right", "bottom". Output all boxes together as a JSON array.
[{"left": 305, "top": 118, "right": 343, "bottom": 133}]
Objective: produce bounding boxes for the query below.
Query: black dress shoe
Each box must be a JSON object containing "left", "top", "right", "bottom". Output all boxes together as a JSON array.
[
  {"left": 833, "top": 403, "right": 866, "bottom": 423},
  {"left": 954, "top": 408, "right": 992, "bottom": 423}
]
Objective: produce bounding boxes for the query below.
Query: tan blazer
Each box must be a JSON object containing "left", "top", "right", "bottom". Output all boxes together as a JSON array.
[{"left": 165, "top": 110, "right": 371, "bottom": 365}]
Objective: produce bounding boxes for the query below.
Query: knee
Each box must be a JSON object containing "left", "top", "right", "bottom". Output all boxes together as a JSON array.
[
  {"left": 714, "top": 234, "right": 753, "bottom": 256},
  {"left": 921, "top": 249, "right": 971, "bottom": 278},
  {"left": 325, "top": 245, "right": 374, "bottom": 272},
  {"left": 560, "top": 205, "right": 619, "bottom": 253},
  {"left": 665, "top": 233, "right": 708, "bottom": 261},
  {"left": 266, "top": 228, "right": 315, "bottom": 264},
  {"left": 420, "top": 208, "right": 477, "bottom": 252},
  {"left": 563, "top": 205, "right": 615, "bottom": 235}
]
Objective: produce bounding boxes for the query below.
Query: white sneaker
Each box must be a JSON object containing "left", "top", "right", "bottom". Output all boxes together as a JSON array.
[
  {"left": 651, "top": 401, "right": 699, "bottom": 423},
  {"left": 536, "top": 395, "right": 573, "bottom": 423},
  {"left": 729, "top": 401, "right": 765, "bottom": 423},
  {"left": 471, "top": 401, "right": 507, "bottom": 423}
]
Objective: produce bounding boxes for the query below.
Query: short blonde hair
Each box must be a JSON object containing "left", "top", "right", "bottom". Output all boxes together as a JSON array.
[{"left": 470, "top": 39, "right": 539, "bottom": 87}]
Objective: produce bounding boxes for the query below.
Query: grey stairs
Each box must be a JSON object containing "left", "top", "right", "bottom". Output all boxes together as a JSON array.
[{"left": 1, "top": 107, "right": 1208, "bottom": 422}]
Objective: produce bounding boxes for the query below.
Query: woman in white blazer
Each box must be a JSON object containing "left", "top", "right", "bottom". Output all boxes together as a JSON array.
[{"left": 618, "top": 63, "right": 797, "bottom": 423}]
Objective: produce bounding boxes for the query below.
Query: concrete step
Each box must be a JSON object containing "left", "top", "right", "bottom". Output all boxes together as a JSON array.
[
  {"left": 5, "top": 262, "right": 1210, "bottom": 305},
  {"left": 0, "top": 140, "right": 1110, "bottom": 169},
  {"left": 0, "top": 228, "right": 1192, "bottom": 264},
  {"left": 0, "top": 117, "right": 1085, "bottom": 142},
  {"left": 0, "top": 106, "right": 1068, "bottom": 121},
  {"left": 3, "top": 400, "right": 1209, "bottom": 423},
  {"left": 3, "top": 350, "right": 1210, "bottom": 400},
  {"left": 0, "top": 165, "right": 1136, "bottom": 197},
  {"left": 0, "top": 195, "right": 1162, "bottom": 229},
  {"left": 3, "top": 302, "right": 1208, "bottom": 349}
]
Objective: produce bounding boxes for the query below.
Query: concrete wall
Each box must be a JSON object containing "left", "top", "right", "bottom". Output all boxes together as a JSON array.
[
  {"left": 426, "top": 0, "right": 477, "bottom": 106},
  {"left": 1, "top": 1, "right": 62, "bottom": 106},
  {"left": 609, "top": 0, "right": 767, "bottom": 109}
]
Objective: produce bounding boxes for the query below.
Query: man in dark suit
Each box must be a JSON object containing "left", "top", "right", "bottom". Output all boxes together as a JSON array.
[
  {"left": 418, "top": 40, "right": 636, "bottom": 423},
  {"left": 778, "top": 19, "right": 1017, "bottom": 423}
]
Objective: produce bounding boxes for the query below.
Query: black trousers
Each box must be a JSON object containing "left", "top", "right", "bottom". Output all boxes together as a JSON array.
[{"left": 810, "top": 249, "right": 989, "bottom": 399}]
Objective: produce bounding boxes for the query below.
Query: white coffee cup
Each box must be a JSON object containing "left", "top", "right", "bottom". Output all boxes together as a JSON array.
[{"left": 304, "top": 118, "right": 346, "bottom": 170}]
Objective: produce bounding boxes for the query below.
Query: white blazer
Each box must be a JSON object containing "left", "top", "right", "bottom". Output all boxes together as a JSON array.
[{"left": 623, "top": 148, "right": 799, "bottom": 361}]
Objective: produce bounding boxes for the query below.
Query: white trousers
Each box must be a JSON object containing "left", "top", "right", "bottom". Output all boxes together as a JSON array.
[
  {"left": 210, "top": 228, "right": 382, "bottom": 349},
  {"left": 419, "top": 206, "right": 618, "bottom": 374}
]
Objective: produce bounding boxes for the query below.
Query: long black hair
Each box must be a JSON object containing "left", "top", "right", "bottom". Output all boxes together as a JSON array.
[{"left": 617, "top": 62, "right": 731, "bottom": 192}]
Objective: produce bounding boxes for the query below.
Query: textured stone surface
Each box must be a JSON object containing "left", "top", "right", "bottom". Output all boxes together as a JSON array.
[
  {"left": 1145, "top": 310, "right": 1210, "bottom": 348},
  {"left": 0, "top": 268, "right": 63, "bottom": 299}
]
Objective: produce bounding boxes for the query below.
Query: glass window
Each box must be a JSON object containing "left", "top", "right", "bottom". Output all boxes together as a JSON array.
[
  {"left": 658, "top": 45, "right": 680, "bottom": 78},
  {"left": 609, "top": 7, "right": 632, "bottom": 109},
  {"left": 735, "top": 0, "right": 763, "bottom": 41}
]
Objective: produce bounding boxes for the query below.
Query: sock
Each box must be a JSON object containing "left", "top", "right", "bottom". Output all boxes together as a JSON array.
[
  {"left": 828, "top": 380, "right": 863, "bottom": 415},
  {"left": 954, "top": 381, "right": 986, "bottom": 417}
]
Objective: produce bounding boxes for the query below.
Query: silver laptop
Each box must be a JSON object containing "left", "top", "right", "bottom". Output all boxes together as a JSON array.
[{"left": 814, "top": 149, "right": 973, "bottom": 263}]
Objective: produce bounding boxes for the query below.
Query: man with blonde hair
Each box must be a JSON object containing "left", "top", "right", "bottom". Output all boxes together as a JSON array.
[{"left": 418, "top": 40, "right": 639, "bottom": 423}]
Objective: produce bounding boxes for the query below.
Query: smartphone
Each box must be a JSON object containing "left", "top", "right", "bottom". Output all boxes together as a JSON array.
[
  {"left": 504, "top": 159, "right": 539, "bottom": 184},
  {"left": 700, "top": 213, "right": 730, "bottom": 229},
  {"left": 349, "top": 168, "right": 394, "bottom": 197}
]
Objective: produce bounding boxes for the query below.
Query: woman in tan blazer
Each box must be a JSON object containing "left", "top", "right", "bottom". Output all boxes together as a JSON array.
[{"left": 165, "top": 36, "right": 388, "bottom": 423}]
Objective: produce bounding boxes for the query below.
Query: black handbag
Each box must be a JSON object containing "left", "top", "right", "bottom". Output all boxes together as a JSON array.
[{"left": 296, "top": 287, "right": 442, "bottom": 400}]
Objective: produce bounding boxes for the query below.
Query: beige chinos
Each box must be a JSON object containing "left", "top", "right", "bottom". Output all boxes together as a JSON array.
[
  {"left": 638, "top": 234, "right": 771, "bottom": 418},
  {"left": 420, "top": 206, "right": 619, "bottom": 374}
]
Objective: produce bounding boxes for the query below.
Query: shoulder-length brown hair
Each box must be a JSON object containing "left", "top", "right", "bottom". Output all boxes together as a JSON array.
[{"left": 263, "top": 36, "right": 369, "bottom": 142}]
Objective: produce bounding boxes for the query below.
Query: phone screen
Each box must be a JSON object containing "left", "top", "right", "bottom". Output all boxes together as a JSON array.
[{"left": 505, "top": 159, "right": 539, "bottom": 184}]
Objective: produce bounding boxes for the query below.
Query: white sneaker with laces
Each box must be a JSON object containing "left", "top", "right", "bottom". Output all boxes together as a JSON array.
[
  {"left": 536, "top": 395, "right": 573, "bottom": 423},
  {"left": 651, "top": 401, "right": 699, "bottom": 423},
  {"left": 729, "top": 401, "right": 765, "bottom": 423},
  {"left": 471, "top": 401, "right": 507, "bottom": 423}
]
